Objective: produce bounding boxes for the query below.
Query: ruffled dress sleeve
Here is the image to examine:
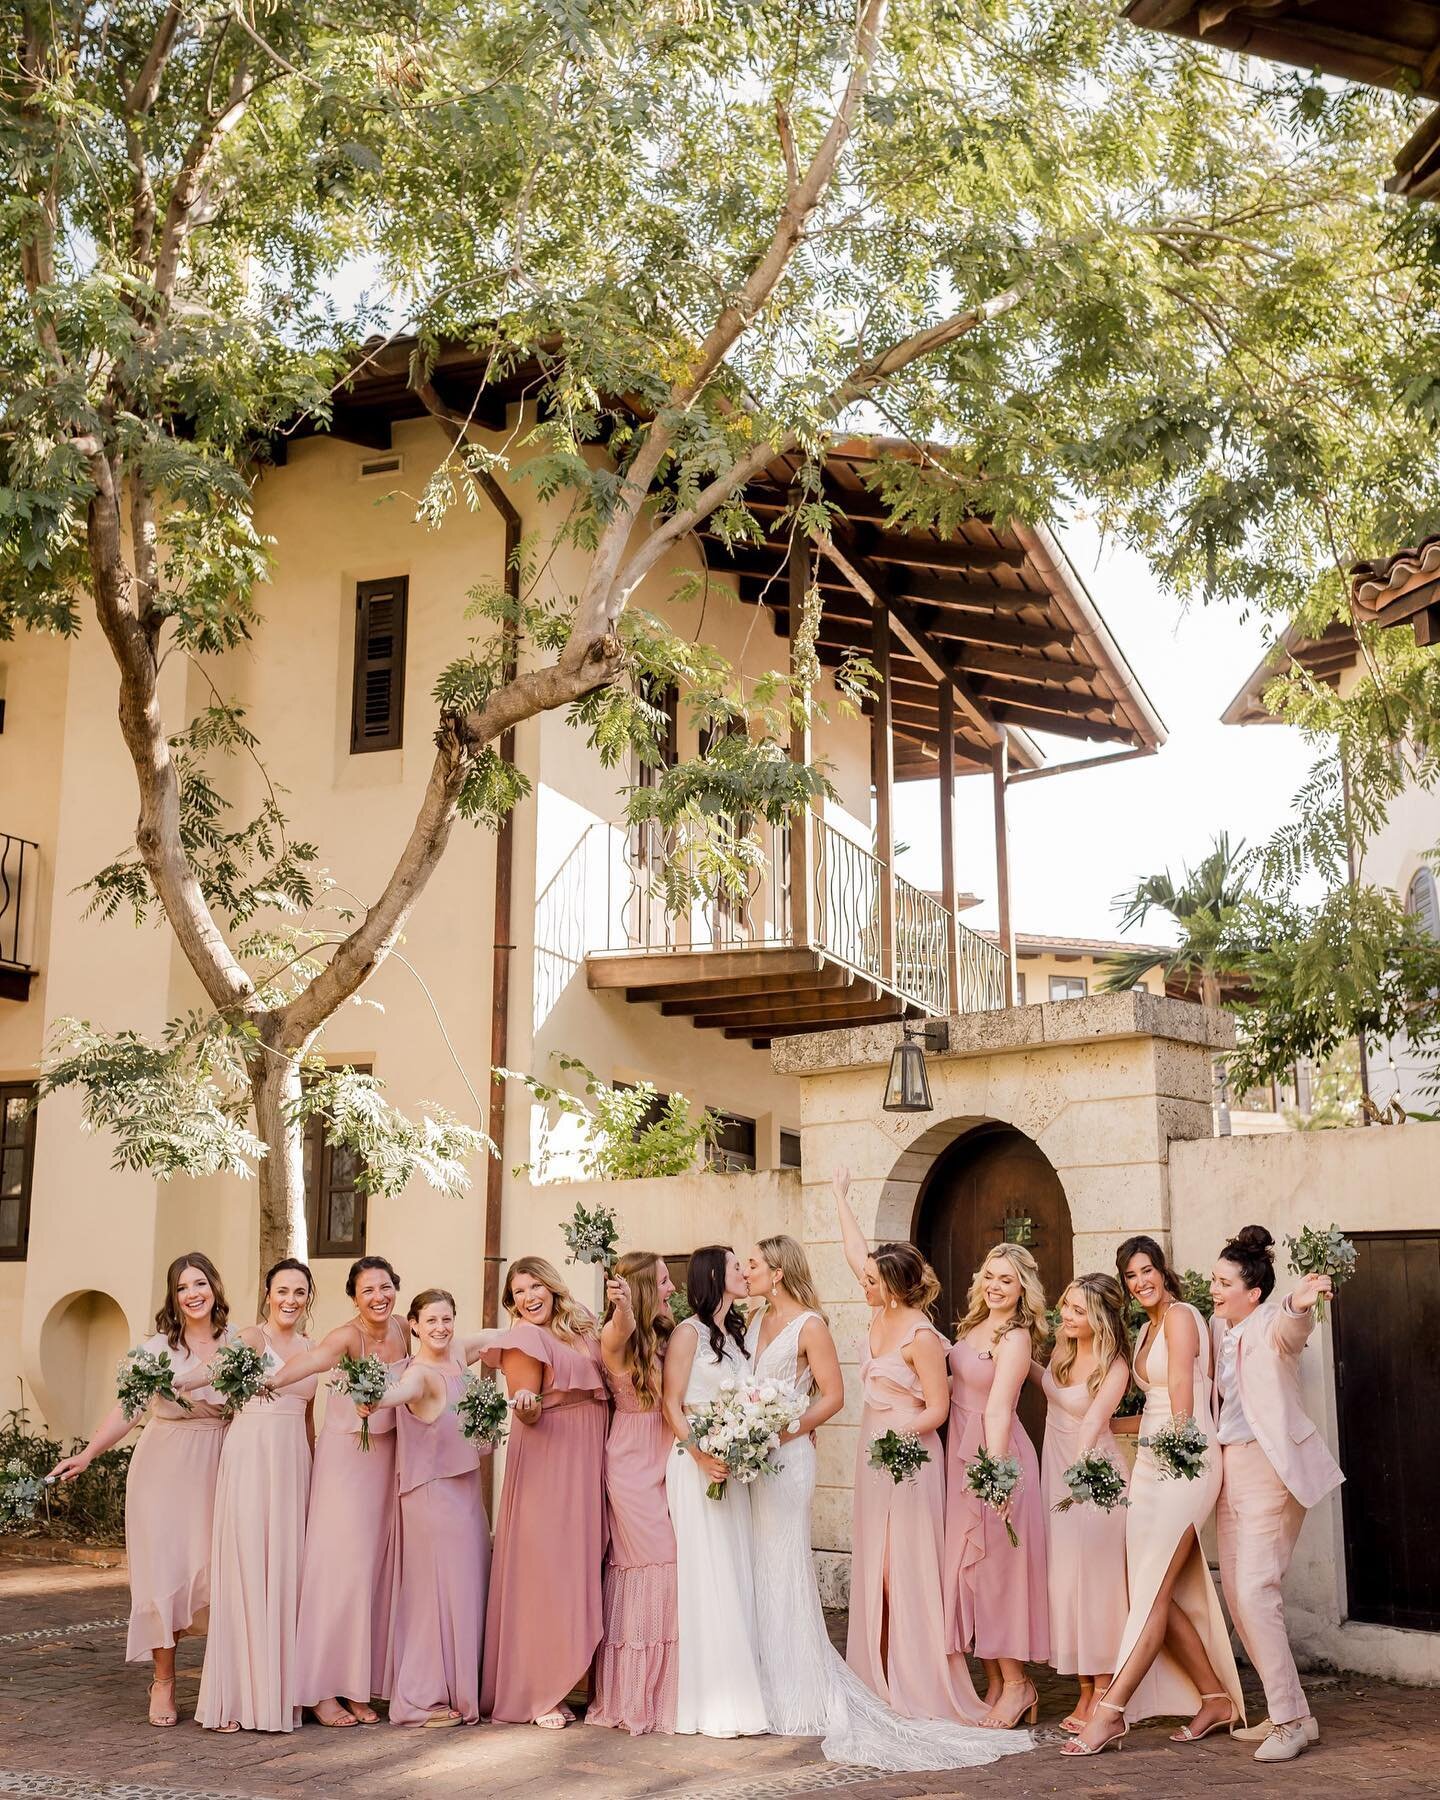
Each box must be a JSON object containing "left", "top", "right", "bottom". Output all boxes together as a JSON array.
[{"left": 480, "top": 1322, "right": 606, "bottom": 1396}]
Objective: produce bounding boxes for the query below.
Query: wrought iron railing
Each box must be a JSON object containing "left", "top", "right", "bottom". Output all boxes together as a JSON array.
[
  {"left": 955, "top": 916, "right": 1009, "bottom": 1013},
  {"left": 893, "top": 875, "right": 951, "bottom": 1013},
  {"left": 812, "top": 818, "right": 883, "bottom": 984},
  {"left": 0, "top": 834, "right": 37, "bottom": 979},
  {"left": 603, "top": 818, "right": 791, "bottom": 954}
]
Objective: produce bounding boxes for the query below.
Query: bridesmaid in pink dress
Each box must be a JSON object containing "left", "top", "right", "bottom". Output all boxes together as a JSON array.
[
  {"left": 1037, "top": 1275, "right": 1131, "bottom": 1734},
  {"left": 586, "top": 1249, "right": 679, "bottom": 1736},
  {"left": 942, "top": 1243, "right": 1050, "bottom": 1729},
  {"left": 267, "top": 1254, "right": 409, "bottom": 1727},
  {"left": 361, "top": 1287, "right": 490, "bottom": 1726},
  {"left": 834, "top": 1171, "right": 991, "bottom": 1726},
  {"left": 195, "top": 1258, "right": 319, "bottom": 1734},
  {"left": 479, "top": 1255, "right": 607, "bottom": 1729},
  {"left": 50, "top": 1251, "right": 235, "bottom": 1728}
]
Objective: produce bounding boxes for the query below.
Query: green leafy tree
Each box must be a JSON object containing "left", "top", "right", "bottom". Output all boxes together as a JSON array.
[
  {"left": 1100, "top": 834, "right": 1255, "bottom": 1007},
  {"left": 4, "top": 0, "right": 1431, "bottom": 1264}
]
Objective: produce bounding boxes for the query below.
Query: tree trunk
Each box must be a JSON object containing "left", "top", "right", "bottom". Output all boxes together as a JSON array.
[{"left": 249, "top": 1044, "right": 307, "bottom": 1278}]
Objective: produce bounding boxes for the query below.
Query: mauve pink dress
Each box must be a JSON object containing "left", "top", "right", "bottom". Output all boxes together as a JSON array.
[
  {"left": 123, "top": 1329, "right": 233, "bottom": 1661},
  {"left": 943, "top": 1335, "right": 1049, "bottom": 1663},
  {"left": 1040, "top": 1363, "right": 1130, "bottom": 1674},
  {"left": 586, "top": 1357, "right": 677, "bottom": 1735},
  {"left": 479, "top": 1322, "right": 607, "bottom": 1723},
  {"left": 195, "top": 1336, "right": 317, "bottom": 1732},
  {"left": 846, "top": 1320, "right": 989, "bottom": 1724},
  {"left": 388, "top": 1366, "right": 491, "bottom": 1726},
  {"left": 293, "top": 1337, "right": 407, "bottom": 1709}
]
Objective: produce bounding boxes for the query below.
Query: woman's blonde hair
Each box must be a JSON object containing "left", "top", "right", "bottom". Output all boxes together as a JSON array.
[
  {"left": 755, "top": 1234, "right": 827, "bottom": 1323},
  {"left": 502, "top": 1255, "right": 595, "bottom": 1341},
  {"left": 1049, "top": 1273, "right": 1129, "bottom": 1396},
  {"left": 956, "top": 1243, "right": 1052, "bottom": 1350},
  {"left": 604, "top": 1249, "right": 673, "bottom": 1410}
]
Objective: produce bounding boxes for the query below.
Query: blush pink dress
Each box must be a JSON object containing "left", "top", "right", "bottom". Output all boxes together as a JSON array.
[
  {"left": 294, "top": 1335, "right": 408, "bottom": 1711},
  {"left": 846, "top": 1319, "right": 989, "bottom": 1725},
  {"left": 1040, "top": 1363, "right": 1130, "bottom": 1675},
  {"left": 388, "top": 1365, "right": 491, "bottom": 1726},
  {"left": 123, "top": 1329, "right": 234, "bottom": 1661},
  {"left": 195, "top": 1334, "right": 317, "bottom": 1733},
  {"left": 479, "top": 1322, "right": 607, "bottom": 1723},
  {"left": 943, "top": 1334, "right": 1049, "bottom": 1663},
  {"left": 585, "top": 1356, "right": 677, "bottom": 1736}
]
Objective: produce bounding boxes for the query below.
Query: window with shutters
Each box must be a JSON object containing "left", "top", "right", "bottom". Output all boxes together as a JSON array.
[
  {"left": 350, "top": 578, "right": 408, "bottom": 753},
  {"left": 0, "top": 1081, "right": 37, "bottom": 1260},
  {"left": 1407, "top": 867, "right": 1439, "bottom": 940},
  {"left": 302, "top": 1068, "right": 371, "bottom": 1258},
  {"left": 706, "top": 1112, "right": 757, "bottom": 1172}
]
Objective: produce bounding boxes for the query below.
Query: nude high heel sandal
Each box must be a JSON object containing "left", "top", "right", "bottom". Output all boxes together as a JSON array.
[
  {"left": 1060, "top": 1697, "right": 1128, "bottom": 1756},
  {"left": 1171, "top": 1692, "right": 1237, "bottom": 1743}
]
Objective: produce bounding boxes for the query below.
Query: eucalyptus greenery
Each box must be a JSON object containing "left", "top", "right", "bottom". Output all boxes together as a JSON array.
[{"left": 4, "top": 1, "right": 1435, "bottom": 1265}]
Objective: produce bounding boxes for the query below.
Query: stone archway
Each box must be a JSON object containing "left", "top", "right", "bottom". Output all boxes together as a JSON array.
[{"left": 38, "top": 1288, "right": 130, "bottom": 1439}]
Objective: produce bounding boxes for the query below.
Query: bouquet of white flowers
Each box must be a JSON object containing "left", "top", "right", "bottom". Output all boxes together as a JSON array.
[
  {"left": 682, "top": 1375, "right": 804, "bottom": 1501},
  {"left": 867, "top": 1428, "right": 929, "bottom": 1485},
  {"left": 334, "top": 1352, "right": 389, "bottom": 1451},
  {"left": 1141, "top": 1414, "right": 1209, "bottom": 1480},
  {"left": 115, "top": 1347, "right": 191, "bottom": 1424},
  {"left": 1283, "top": 1223, "right": 1356, "bottom": 1323},
  {"left": 965, "top": 1446, "right": 1022, "bottom": 1547},
  {"left": 1053, "top": 1448, "right": 1130, "bottom": 1514},
  {"left": 562, "top": 1199, "right": 622, "bottom": 1273},
  {"left": 0, "top": 1459, "right": 46, "bottom": 1532},
  {"left": 456, "top": 1372, "right": 509, "bottom": 1448},
  {"left": 208, "top": 1341, "right": 273, "bottom": 1417}
]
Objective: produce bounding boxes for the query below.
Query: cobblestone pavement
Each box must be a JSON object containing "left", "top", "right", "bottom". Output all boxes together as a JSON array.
[{"left": 2, "top": 1553, "right": 1436, "bottom": 1798}]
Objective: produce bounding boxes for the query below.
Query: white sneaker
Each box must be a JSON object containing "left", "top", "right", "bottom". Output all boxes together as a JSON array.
[{"left": 1255, "top": 1720, "right": 1309, "bottom": 1763}]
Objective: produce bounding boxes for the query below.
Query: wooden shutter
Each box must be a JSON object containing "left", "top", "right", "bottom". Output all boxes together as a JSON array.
[
  {"left": 351, "top": 578, "right": 408, "bottom": 753},
  {"left": 1408, "top": 868, "right": 1440, "bottom": 939}
]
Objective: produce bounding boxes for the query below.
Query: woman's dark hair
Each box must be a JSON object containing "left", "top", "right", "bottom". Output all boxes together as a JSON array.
[
  {"left": 686, "top": 1245, "right": 748, "bottom": 1363},
  {"left": 1115, "top": 1234, "right": 1182, "bottom": 1301},
  {"left": 1217, "top": 1225, "right": 1276, "bottom": 1300},
  {"left": 407, "top": 1287, "right": 456, "bottom": 1324},
  {"left": 872, "top": 1241, "right": 941, "bottom": 1316},
  {"left": 262, "top": 1256, "right": 315, "bottom": 1327},
  {"left": 155, "top": 1252, "right": 229, "bottom": 1350},
  {"left": 346, "top": 1254, "right": 400, "bottom": 1299}
]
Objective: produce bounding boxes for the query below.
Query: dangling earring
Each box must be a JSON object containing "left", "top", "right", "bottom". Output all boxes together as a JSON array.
[
  {"left": 771, "top": 1274, "right": 781, "bottom": 1298},
  {"left": 889, "top": 1296, "right": 898, "bottom": 1309}
]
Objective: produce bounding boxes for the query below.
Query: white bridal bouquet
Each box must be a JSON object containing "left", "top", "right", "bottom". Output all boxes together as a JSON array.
[{"left": 682, "top": 1375, "right": 804, "bottom": 1501}]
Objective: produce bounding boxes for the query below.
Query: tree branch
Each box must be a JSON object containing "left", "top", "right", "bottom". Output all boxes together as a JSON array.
[
  {"left": 152, "top": 63, "right": 255, "bottom": 304},
  {"left": 126, "top": 2, "right": 185, "bottom": 115}
]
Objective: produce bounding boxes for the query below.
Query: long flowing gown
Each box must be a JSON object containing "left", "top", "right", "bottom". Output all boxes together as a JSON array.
[
  {"left": 665, "top": 1313, "right": 767, "bottom": 1738},
  {"left": 748, "top": 1310, "right": 1033, "bottom": 1772},
  {"left": 123, "top": 1329, "right": 234, "bottom": 1661},
  {"left": 585, "top": 1355, "right": 678, "bottom": 1735},
  {"left": 1116, "top": 1302, "right": 1246, "bottom": 1726},
  {"left": 942, "top": 1334, "right": 1049, "bottom": 1663},
  {"left": 1040, "top": 1362, "right": 1130, "bottom": 1675},
  {"left": 294, "top": 1339, "right": 407, "bottom": 1709},
  {"left": 846, "top": 1320, "right": 992, "bottom": 1725},
  {"left": 389, "top": 1366, "right": 490, "bottom": 1725},
  {"left": 195, "top": 1334, "right": 316, "bottom": 1733},
  {"left": 479, "top": 1322, "right": 607, "bottom": 1723}
]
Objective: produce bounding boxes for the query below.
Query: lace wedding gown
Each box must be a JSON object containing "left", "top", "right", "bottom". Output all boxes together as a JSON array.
[{"left": 746, "top": 1309, "right": 1034, "bottom": 1772}]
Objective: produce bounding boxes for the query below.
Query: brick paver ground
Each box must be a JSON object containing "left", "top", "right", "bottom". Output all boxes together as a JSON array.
[{"left": 1, "top": 1550, "right": 1435, "bottom": 1798}]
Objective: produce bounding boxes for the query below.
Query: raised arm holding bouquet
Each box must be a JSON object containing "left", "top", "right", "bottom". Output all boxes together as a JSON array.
[{"left": 1208, "top": 1226, "right": 1344, "bottom": 1766}]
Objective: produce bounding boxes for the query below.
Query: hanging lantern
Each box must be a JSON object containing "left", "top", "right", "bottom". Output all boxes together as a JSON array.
[{"left": 883, "top": 1021, "right": 950, "bottom": 1114}]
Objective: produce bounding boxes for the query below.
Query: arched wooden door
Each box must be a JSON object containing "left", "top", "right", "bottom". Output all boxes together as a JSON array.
[{"left": 914, "top": 1124, "right": 1073, "bottom": 1446}]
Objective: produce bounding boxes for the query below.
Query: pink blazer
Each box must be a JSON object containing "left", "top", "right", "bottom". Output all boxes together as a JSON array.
[{"left": 1211, "top": 1301, "right": 1344, "bottom": 1510}]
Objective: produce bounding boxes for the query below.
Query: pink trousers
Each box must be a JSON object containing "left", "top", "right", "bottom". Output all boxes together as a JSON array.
[{"left": 1216, "top": 1441, "right": 1308, "bottom": 1725}]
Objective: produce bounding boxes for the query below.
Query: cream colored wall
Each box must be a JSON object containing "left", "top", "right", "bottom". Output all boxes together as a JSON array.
[
  {"left": 1012, "top": 950, "right": 1164, "bottom": 1006},
  {"left": 1170, "top": 1124, "right": 1439, "bottom": 1686}
]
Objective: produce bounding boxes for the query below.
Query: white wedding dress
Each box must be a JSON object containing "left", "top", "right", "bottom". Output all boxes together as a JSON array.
[
  {"left": 746, "top": 1308, "right": 1034, "bottom": 1771},
  {"left": 666, "top": 1313, "right": 768, "bottom": 1737}
]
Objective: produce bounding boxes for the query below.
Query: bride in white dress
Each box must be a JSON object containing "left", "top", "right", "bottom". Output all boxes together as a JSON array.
[
  {"left": 743, "top": 1236, "right": 1034, "bottom": 1772},
  {"left": 662, "top": 1244, "right": 767, "bottom": 1737}
]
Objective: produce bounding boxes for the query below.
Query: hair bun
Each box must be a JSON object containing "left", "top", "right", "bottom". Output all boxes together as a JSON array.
[{"left": 1234, "top": 1225, "right": 1274, "bottom": 1254}]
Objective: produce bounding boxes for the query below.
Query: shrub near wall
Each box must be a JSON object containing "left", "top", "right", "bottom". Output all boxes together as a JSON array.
[{"left": 1, "top": 1408, "right": 130, "bottom": 1544}]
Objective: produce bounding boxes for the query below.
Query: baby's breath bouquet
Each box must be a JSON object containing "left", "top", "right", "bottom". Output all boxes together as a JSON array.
[
  {"left": 1140, "top": 1415, "right": 1209, "bottom": 1480},
  {"left": 965, "top": 1446, "right": 1022, "bottom": 1547},
  {"left": 335, "top": 1353, "right": 389, "bottom": 1450},
  {"left": 208, "top": 1341, "right": 273, "bottom": 1417},
  {"left": 1054, "top": 1449, "right": 1130, "bottom": 1514},
  {"left": 684, "top": 1376, "right": 804, "bottom": 1500},
  {"left": 0, "top": 1459, "right": 46, "bottom": 1531},
  {"left": 562, "top": 1199, "right": 622, "bottom": 1274},
  {"left": 456, "top": 1372, "right": 509, "bottom": 1449},
  {"left": 867, "top": 1428, "right": 929, "bottom": 1485},
  {"left": 1283, "top": 1223, "right": 1356, "bottom": 1323},
  {"left": 115, "top": 1347, "right": 191, "bottom": 1424}
]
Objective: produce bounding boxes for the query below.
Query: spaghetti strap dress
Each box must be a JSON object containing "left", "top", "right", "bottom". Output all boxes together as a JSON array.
[{"left": 1040, "top": 1362, "right": 1130, "bottom": 1675}]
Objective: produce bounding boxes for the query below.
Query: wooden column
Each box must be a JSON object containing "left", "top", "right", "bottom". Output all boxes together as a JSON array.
[
  {"left": 872, "top": 606, "right": 896, "bottom": 982},
  {"left": 992, "top": 735, "right": 1016, "bottom": 1005},
  {"left": 939, "top": 685, "right": 961, "bottom": 1013},
  {"left": 788, "top": 536, "right": 813, "bottom": 947}
]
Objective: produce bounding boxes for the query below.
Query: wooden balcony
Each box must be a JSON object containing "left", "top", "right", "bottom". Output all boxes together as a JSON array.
[
  {"left": 0, "top": 834, "right": 38, "bottom": 1003},
  {"left": 575, "top": 819, "right": 1007, "bottom": 1048}
]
